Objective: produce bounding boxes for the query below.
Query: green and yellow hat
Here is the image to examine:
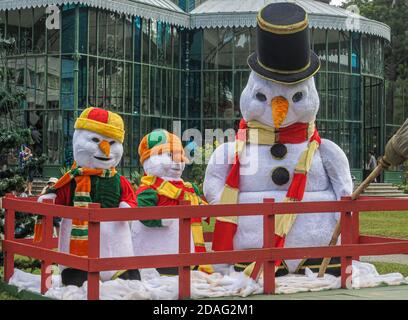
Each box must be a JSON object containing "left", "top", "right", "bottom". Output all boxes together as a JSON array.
[{"left": 138, "top": 129, "right": 188, "bottom": 165}]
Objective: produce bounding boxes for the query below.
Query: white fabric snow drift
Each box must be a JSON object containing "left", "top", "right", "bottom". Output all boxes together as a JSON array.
[{"left": 9, "top": 261, "right": 408, "bottom": 300}]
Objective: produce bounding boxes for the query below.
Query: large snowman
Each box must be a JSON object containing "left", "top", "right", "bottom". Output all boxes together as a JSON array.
[
  {"left": 38, "top": 107, "right": 140, "bottom": 286},
  {"left": 203, "top": 3, "right": 353, "bottom": 275},
  {"left": 131, "top": 129, "right": 212, "bottom": 275}
]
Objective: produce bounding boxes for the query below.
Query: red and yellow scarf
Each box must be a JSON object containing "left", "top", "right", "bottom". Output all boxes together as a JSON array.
[
  {"left": 212, "top": 119, "right": 321, "bottom": 254},
  {"left": 34, "top": 163, "right": 117, "bottom": 257}
]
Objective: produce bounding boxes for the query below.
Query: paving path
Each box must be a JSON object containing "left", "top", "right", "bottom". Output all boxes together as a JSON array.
[{"left": 361, "top": 254, "right": 408, "bottom": 265}]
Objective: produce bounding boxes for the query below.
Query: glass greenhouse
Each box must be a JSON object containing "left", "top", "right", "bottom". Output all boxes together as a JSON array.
[{"left": 0, "top": 0, "right": 397, "bottom": 182}]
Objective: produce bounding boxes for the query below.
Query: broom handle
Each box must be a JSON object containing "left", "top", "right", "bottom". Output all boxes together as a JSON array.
[{"left": 317, "top": 163, "right": 385, "bottom": 277}]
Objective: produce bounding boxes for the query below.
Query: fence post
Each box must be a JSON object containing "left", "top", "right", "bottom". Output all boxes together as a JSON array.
[
  {"left": 3, "top": 193, "right": 16, "bottom": 283},
  {"left": 352, "top": 211, "right": 360, "bottom": 261},
  {"left": 263, "top": 198, "right": 275, "bottom": 295},
  {"left": 87, "top": 203, "right": 101, "bottom": 300},
  {"left": 178, "top": 200, "right": 191, "bottom": 300},
  {"left": 40, "top": 198, "right": 55, "bottom": 294},
  {"left": 340, "top": 196, "right": 353, "bottom": 289}
]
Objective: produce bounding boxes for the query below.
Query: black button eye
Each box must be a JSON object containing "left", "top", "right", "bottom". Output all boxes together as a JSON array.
[
  {"left": 256, "top": 92, "right": 267, "bottom": 102},
  {"left": 92, "top": 137, "right": 100, "bottom": 143},
  {"left": 109, "top": 141, "right": 115, "bottom": 145},
  {"left": 292, "top": 91, "right": 303, "bottom": 103}
]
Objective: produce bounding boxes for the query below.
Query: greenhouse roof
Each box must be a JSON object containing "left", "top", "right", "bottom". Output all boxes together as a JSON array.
[
  {"left": 190, "top": 0, "right": 391, "bottom": 41},
  {"left": 0, "top": 0, "right": 391, "bottom": 41}
]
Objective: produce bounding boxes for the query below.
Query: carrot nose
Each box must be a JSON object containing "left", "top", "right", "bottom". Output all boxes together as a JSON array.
[
  {"left": 271, "top": 96, "right": 289, "bottom": 129},
  {"left": 99, "top": 140, "right": 110, "bottom": 157}
]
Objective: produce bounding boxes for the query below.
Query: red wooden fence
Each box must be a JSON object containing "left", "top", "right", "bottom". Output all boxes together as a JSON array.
[{"left": 2, "top": 193, "right": 408, "bottom": 300}]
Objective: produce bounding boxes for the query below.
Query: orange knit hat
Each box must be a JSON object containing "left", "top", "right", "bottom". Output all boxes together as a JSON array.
[
  {"left": 74, "top": 107, "right": 125, "bottom": 143},
  {"left": 138, "top": 129, "right": 188, "bottom": 165}
]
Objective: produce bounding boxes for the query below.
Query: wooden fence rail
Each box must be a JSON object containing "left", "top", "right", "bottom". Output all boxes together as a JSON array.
[{"left": 2, "top": 193, "right": 408, "bottom": 300}]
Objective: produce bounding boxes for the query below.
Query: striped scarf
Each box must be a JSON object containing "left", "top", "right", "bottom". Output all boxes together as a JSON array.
[
  {"left": 53, "top": 163, "right": 117, "bottom": 257},
  {"left": 213, "top": 119, "right": 321, "bottom": 252},
  {"left": 139, "top": 175, "right": 213, "bottom": 274}
]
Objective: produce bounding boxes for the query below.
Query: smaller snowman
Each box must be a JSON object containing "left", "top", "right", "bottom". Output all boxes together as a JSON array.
[
  {"left": 131, "top": 129, "right": 212, "bottom": 275},
  {"left": 37, "top": 107, "right": 140, "bottom": 286}
]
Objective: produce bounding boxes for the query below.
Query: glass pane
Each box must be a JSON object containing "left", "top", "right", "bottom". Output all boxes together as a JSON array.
[
  {"left": 233, "top": 71, "right": 249, "bottom": 118},
  {"left": 361, "top": 34, "right": 369, "bottom": 74},
  {"left": 218, "top": 29, "right": 233, "bottom": 69},
  {"left": 15, "top": 58, "right": 25, "bottom": 88},
  {"left": 315, "top": 72, "right": 327, "bottom": 120},
  {"left": 125, "top": 62, "right": 132, "bottom": 113},
  {"left": 202, "top": 72, "right": 217, "bottom": 118},
  {"left": 61, "top": 6, "right": 75, "bottom": 53},
  {"left": 98, "top": 11, "right": 107, "bottom": 56},
  {"left": 78, "top": 7, "right": 87, "bottom": 54},
  {"left": 218, "top": 71, "right": 233, "bottom": 118},
  {"left": 141, "top": 65, "right": 149, "bottom": 114},
  {"left": 46, "top": 110, "right": 61, "bottom": 164},
  {"left": 350, "top": 74, "right": 361, "bottom": 121},
  {"left": 26, "top": 57, "right": 36, "bottom": 107},
  {"left": 106, "top": 13, "right": 115, "bottom": 58},
  {"left": 328, "top": 73, "right": 339, "bottom": 120},
  {"left": 97, "top": 58, "right": 105, "bottom": 107},
  {"left": 36, "top": 57, "right": 46, "bottom": 108},
  {"left": 188, "top": 71, "right": 200, "bottom": 118},
  {"left": 7, "top": 10, "right": 20, "bottom": 54},
  {"left": 157, "top": 21, "right": 164, "bottom": 65},
  {"left": 134, "top": 63, "right": 141, "bottom": 115},
  {"left": 0, "top": 11, "right": 6, "bottom": 40},
  {"left": 173, "top": 70, "right": 180, "bottom": 117},
  {"left": 33, "top": 8, "right": 46, "bottom": 53},
  {"left": 189, "top": 29, "right": 202, "bottom": 70},
  {"left": 173, "top": 27, "right": 180, "bottom": 68},
  {"left": 203, "top": 29, "right": 217, "bottom": 69},
  {"left": 115, "top": 14, "right": 124, "bottom": 59},
  {"left": 134, "top": 16, "right": 141, "bottom": 62},
  {"left": 61, "top": 56, "right": 74, "bottom": 110},
  {"left": 150, "top": 20, "right": 157, "bottom": 65},
  {"left": 78, "top": 57, "right": 87, "bottom": 109},
  {"left": 142, "top": 18, "right": 150, "bottom": 63},
  {"left": 234, "top": 28, "right": 250, "bottom": 69},
  {"left": 351, "top": 32, "right": 360, "bottom": 74},
  {"left": 20, "top": 9, "right": 33, "bottom": 54},
  {"left": 327, "top": 30, "right": 339, "bottom": 72},
  {"left": 63, "top": 110, "right": 75, "bottom": 166},
  {"left": 339, "top": 31, "right": 349, "bottom": 73},
  {"left": 125, "top": 15, "right": 132, "bottom": 60},
  {"left": 88, "top": 57, "right": 97, "bottom": 106},
  {"left": 165, "top": 25, "right": 172, "bottom": 66},
  {"left": 89, "top": 9, "right": 97, "bottom": 55},
  {"left": 313, "top": 29, "right": 326, "bottom": 71}
]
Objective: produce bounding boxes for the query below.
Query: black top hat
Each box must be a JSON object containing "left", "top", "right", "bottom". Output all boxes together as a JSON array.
[{"left": 248, "top": 2, "right": 320, "bottom": 84}]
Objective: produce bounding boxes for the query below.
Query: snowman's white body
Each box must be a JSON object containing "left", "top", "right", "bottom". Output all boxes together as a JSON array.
[
  {"left": 204, "top": 73, "right": 353, "bottom": 273},
  {"left": 131, "top": 154, "right": 195, "bottom": 258},
  {"left": 38, "top": 129, "right": 134, "bottom": 281}
]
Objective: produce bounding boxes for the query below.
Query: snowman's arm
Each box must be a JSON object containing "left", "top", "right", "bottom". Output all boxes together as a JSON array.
[
  {"left": 203, "top": 142, "right": 235, "bottom": 204},
  {"left": 119, "top": 176, "right": 137, "bottom": 208},
  {"left": 319, "top": 139, "right": 353, "bottom": 201},
  {"left": 136, "top": 187, "right": 172, "bottom": 227}
]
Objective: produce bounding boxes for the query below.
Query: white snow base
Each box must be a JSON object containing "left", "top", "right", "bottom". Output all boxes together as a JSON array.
[{"left": 8, "top": 261, "right": 408, "bottom": 300}]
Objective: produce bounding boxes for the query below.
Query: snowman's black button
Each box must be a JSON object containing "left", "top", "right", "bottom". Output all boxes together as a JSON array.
[
  {"left": 270, "top": 143, "right": 287, "bottom": 159},
  {"left": 271, "top": 167, "right": 290, "bottom": 185}
]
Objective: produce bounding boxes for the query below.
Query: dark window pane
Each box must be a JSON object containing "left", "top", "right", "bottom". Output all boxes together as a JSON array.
[
  {"left": 48, "top": 56, "right": 60, "bottom": 111},
  {"left": 61, "top": 5, "right": 75, "bottom": 54},
  {"left": 313, "top": 29, "right": 326, "bottom": 71},
  {"left": 141, "top": 65, "right": 149, "bottom": 114},
  {"left": 234, "top": 28, "right": 250, "bottom": 69},
  {"left": 233, "top": 71, "right": 249, "bottom": 118},
  {"left": 115, "top": 14, "right": 124, "bottom": 59},
  {"left": 150, "top": 20, "right": 157, "bottom": 64},
  {"left": 0, "top": 11, "right": 6, "bottom": 40},
  {"left": 88, "top": 9, "right": 97, "bottom": 55},
  {"left": 78, "top": 57, "right": 87, "bottom": 109},
  {"left": 125, "top": 16, "right": 132, "bottom": 60},
  {"left": 165, "top": 24, "right": 172, "bottom": 66},
  {"left": 106, "top": 13, "right": 115, "bottom": 58},
  {"left": 351, "top": 32, "right": 360, "bottom": 73},
  {"left": 188, "top": 71, "right": 200, "bottom": 118},
  {"left": 125, "top": 62, "right": 132, "bottom": 113},
  {"left": 203, "top": 29, "right": 217, "bottom": 69},
  {"left": 61, "top": 55, "right": 74, "bottom": 110},
  {"left": 218, "top": 71, "right": 233, "bottom": 118},
  {"left": 218, "top": 29, "right": 233, "bottom": 69},
  {"left": 33, "top": 8, "right": 46, "bottom": 53},
  {"left": 98, "top": 11, "right": 107, "bottom": 56},
  {"left": 173, "top": 27, "right": 180, "bottom": 68},
  {"left": 7, "top": 10, "right": 20, "bottom": 54},
  {"left": 340, "top": 31, "right": 349, "bottom": 73},
  {"left": 134, "top": 63, "right": 141, "bottom": 115},
  {"left": 142, "top": 18, "right": 149, "bottom": 63},
  {"left": 189, "top": 29, "right": 202, "bottom": 70},
  {"left": 134, "top": 16, "right": 141, "bottom": 62},
  {"left": 88, "top": 57, "right": 97, "bottom": 106},
  {"left": 20, "top": 9, "right": 33, "bottom": 53},
  {"left": 203, "top": 72, "right": 217, "bottom": 118},
  {"left": 97, "top": 59, "right": 105, "bottom": 107},
  {"left": 173, "top": 70, "right": 180, "bottom": 117},
  {"left": 157, "top": 21, "right": 164, "bottom": 65},
  {"left": 78, "top": 7, "right": 87, "bottom": 54}
]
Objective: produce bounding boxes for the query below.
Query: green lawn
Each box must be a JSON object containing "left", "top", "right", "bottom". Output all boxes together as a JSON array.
[{"left": 360, "top": 211, "right": 408, "bottom": 239}]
